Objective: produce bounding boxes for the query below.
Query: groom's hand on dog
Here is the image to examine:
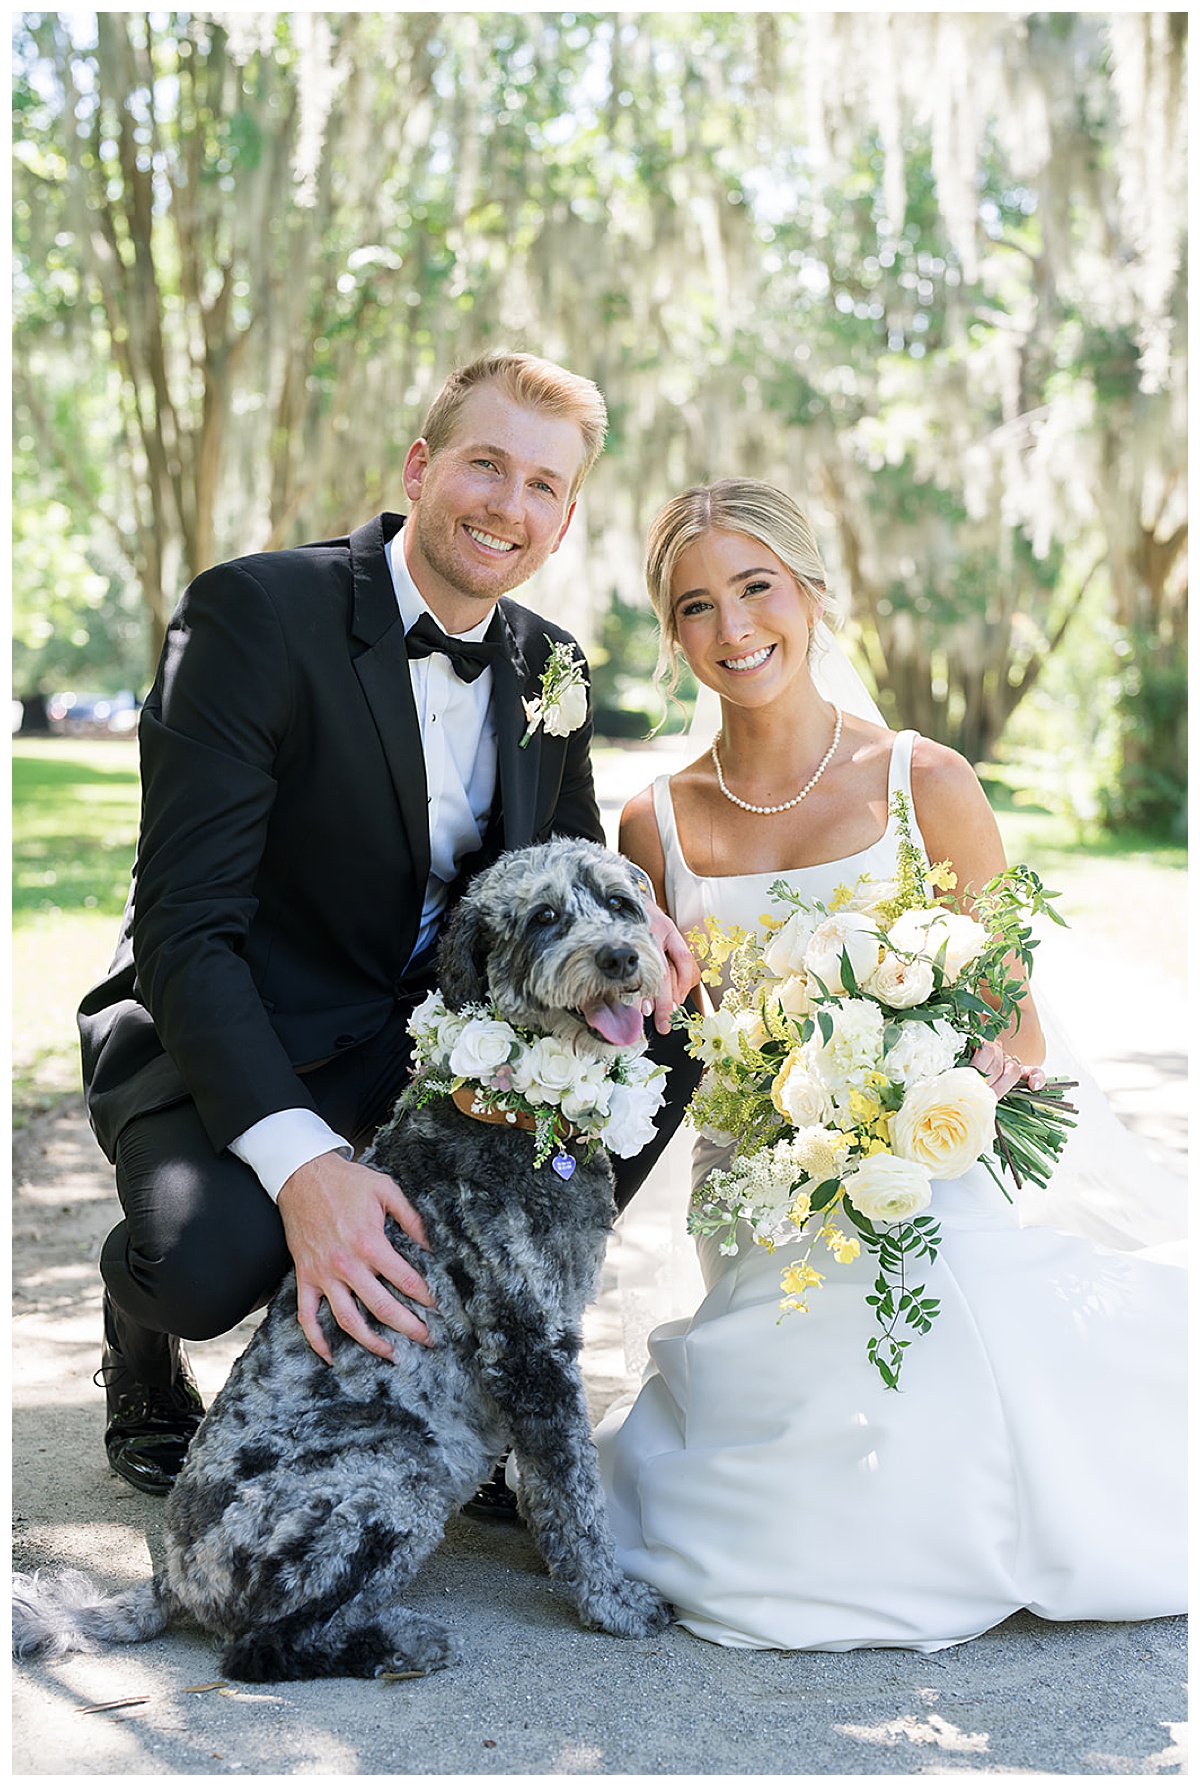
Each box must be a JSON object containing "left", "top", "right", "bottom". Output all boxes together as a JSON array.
[{"left": 276, "top": 1153, "right": 436, "bottom": 1363}]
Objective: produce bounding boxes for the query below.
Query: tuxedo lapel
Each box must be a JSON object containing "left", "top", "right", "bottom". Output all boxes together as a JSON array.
[
  {"left": 348, "top": 514, "right": 431, "bottom": 892},
  {"left": 490, "top": 602, "right": 541, "bottom": 846}
]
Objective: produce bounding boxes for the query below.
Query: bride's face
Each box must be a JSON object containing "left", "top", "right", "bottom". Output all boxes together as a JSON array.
[{"left": 669, "top": 529, "right": 819, "bottom": 700}]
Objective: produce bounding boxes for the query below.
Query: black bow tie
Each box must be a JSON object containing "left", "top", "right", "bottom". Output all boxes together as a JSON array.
[{"left": 405, "top": 612, "right": 497, "bottom": 684}]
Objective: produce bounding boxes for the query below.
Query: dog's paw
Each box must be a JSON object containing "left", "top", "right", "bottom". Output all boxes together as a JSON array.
[
  {"left": 578, "top": 1572, "right": 672, "bottom": 1639},
  {"left": 376, "top": 1613, "right": 462, "bottom": 1676}
]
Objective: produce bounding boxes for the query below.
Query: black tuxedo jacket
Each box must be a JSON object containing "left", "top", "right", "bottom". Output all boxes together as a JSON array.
[{"left": 79, "top": 512, "right": 605, "bottom": 1163}]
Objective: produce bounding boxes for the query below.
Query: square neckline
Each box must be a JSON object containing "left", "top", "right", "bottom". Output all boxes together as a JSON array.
[{"left": 657, "top": 729, "right": 919, "bottom": 884}]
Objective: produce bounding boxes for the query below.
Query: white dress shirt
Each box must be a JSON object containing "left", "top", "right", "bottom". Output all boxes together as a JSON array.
[{"left": 230, "top": 530, "right": 499, "bottom": 1200}]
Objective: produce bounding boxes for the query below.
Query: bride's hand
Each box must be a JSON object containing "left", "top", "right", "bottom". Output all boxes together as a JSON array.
[
  {"left": 971, "top": 1039, "right": 1047, "bottom": 1098},
  {"left": 645, "top": 905, "right": 701, "bottom": 1033}
]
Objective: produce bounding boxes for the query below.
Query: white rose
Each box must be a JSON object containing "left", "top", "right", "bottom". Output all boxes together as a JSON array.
[
  {"left": 766, "top": 973, "right": 813, "bottom": 1023},
  {"left": 890, "top": 1066, "right": 997, "bottom": 1179},
  {"left": 599, "top": 1081, "right": 663, "bottom": 1157},
  {"left": 844, "top": 877, "right": 900, "bottom": 921},
  {"left": 887, "top": 907, "right": 989, "bottom": 984},
  {"left": 434, "top": 1007, "right": 469, "bottom": 1060},
  {"left": 511, "top": 1035, "right": 580, "bottom": 1104},
  {"left": 409, "top": 990, "right": 447, "bottom": 1048},
  {"left": 867, "top": 952, "right": 936, "bottom": 1010},
  {"left": 771, "top": 1052, "right": 835, "bottom": 1128},
  {"left": 762, "top": 906, "right": 820, "bottom": 979},
  {"left": 448, "top": 1017, "right": 519, "bottom": 1079},
  {"left": 883, "top": 1017, "right": 963, "bottom": 1087},
  {"left": 541, "top": 679, "right": 588, "bottom": 737},
  {"left": 804, "top": 911, "right": 883, "bottom": 994},
  {"left": 843, "top": 1154, "right": 933, "bottom": 1224}
]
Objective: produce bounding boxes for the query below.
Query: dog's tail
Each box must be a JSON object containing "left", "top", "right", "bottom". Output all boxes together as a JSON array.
[{"left": 12, "top": 1568, "right": 171, "bottom": 1661}]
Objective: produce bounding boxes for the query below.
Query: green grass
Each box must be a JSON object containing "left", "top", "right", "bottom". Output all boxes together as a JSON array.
[
  {"left": 13, "top": 739, "right": 141, "bottom": 917},
  {"left": 985, "top": 793, "right": 1187, "bottom": 875},
  {"left": 12, "top": 738, "right": 140, "bottom": 1120}
]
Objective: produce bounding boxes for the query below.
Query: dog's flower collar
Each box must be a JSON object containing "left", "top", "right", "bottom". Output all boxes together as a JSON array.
[
  {"left": 520, "top": 638, "right": 588, "bottom": 747},
  {"left": 407, "top": 991, "right": 667, "bottom": 1166}
]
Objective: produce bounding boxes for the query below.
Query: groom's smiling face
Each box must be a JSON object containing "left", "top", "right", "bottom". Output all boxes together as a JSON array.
[{"left": 401, "top": 385, "right": 584, "bottom": 630}]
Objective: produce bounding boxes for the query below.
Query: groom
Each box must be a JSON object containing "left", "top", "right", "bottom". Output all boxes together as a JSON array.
[{"left": 78, "top": 350, "right": 698, "bottom": 1502}]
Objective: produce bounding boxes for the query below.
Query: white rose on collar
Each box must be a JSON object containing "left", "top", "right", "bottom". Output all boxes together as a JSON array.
[
  {"left": 448, "top": 1017, "right": 519, "bottom": 1080},
  {"left": 510, "top": 1034, "right": 580, "bottom": 1104}
]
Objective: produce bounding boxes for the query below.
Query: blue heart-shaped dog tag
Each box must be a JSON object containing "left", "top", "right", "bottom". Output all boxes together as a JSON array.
[{"left": 551, "top": 1150, "right": 576, "bottom": 1181}]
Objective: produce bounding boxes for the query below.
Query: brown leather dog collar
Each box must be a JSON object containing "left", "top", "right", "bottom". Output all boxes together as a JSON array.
[{"left": 450, "top": 1083, "right": 579, "bottom": 1145}]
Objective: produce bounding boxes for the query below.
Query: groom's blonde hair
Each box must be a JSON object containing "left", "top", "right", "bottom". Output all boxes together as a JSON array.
[
  {"left": 644, "top": 479, "right": 841, "bottom": 695},
  {"left": 421, "top": 352, "right": 608, "bottom": 497}
]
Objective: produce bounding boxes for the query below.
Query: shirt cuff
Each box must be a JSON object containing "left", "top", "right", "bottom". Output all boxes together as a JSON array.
[{"left": 228, "top": 1108, "right": 353, "bottom": 1202}]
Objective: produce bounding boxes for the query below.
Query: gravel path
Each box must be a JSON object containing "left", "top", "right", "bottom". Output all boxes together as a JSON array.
[{"left": 11, "top": 740, "right": 1187, "bottom": 1776}]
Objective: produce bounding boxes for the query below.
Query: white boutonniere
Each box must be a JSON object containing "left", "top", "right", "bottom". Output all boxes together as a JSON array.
[{"left": 520, "top": 638, "right": 588, "bottom": 747}]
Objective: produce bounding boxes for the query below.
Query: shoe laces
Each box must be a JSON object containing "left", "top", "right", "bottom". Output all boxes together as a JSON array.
[{"left": 100, "top": 1372, "right": 203, "bottom": 1426}]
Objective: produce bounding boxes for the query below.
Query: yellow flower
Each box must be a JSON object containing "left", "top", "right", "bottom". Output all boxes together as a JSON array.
[
  {"left": 781, "top": 1261, "right": 825, "bottom": 1295},
  {"left": 823, "top": 1227, "right": 861, "bottom": 1264},
  {"left": 929, "top": 861, "right": 958, "bottom": 892},
  {"left": 846, "top": 1088, "right": 883, "bottom": 1125},
  {"left": 787, "top": 1190, "right": 813, "bottom": 1226},
  {"left": 827, "top": 873, "right": 873, "bottom": 913}
]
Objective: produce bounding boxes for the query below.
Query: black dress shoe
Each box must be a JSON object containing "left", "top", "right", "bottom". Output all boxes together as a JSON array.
[
  {"left": 98, "top": 1304, "right": 204, "bottom": 1497},
  {"left": 462, "top": 1459, "right": 521, "bottom": 1522}
]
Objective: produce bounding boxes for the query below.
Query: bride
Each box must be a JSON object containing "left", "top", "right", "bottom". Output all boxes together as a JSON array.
[{"left": 595, "top": 478, "right": 1186, "bottom": 1653}]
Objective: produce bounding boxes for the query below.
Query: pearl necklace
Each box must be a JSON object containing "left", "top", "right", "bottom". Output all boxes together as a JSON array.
[{"left": 711, "top": 707, "right": 843, "bottom": 815}]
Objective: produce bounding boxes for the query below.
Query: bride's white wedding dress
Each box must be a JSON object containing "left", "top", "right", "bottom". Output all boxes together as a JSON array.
[{"left": 596, "top": 732, "right": 1186, "bottom": 1653}]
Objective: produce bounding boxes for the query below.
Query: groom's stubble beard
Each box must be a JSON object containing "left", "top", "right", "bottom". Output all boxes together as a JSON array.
[{"left": 408, "top": 506, "right": 534, "bottom": 610}]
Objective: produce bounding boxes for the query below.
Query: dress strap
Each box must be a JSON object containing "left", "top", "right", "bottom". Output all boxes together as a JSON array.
[
  {"left": 885, "top": 730, "right": 931, "bottom": 862},
  {"left": 886, "top": 730, "right": 919, "bottom": 813},
  {"left": 652, "top": 774, "right": 696, "bottom": 936},
  {"left": 652, "top": 774, "right": 679, "bottom": 859}
]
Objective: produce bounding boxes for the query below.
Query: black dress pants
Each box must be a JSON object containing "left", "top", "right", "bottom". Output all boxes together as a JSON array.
[{"left": 100, "top": 1006, "right": 699, "bottom": 1378}]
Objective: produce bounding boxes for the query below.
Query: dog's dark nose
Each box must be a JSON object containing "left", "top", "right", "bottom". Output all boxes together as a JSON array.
[{"left": 596, "top": 944, "right": 639, "bottom": 982}]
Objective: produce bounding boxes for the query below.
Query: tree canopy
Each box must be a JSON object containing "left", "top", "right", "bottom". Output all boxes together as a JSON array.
[{"left": 12, "top": 11, "right": 1188, "bottom": 830}]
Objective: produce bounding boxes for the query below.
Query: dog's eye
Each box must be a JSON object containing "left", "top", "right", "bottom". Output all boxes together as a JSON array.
[
  {"left": 607, "top": 894, "right": 638, "bottom": 918},
  {"left": 531, "top": 904, "right": 559, "bottom": 927}
]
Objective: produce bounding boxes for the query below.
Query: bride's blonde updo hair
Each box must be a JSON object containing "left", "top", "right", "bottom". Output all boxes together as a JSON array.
[{"left": 644, "top": 478, "right": 843, "bottom": 695}]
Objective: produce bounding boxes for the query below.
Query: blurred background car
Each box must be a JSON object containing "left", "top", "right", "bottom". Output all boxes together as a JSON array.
[{"left": 42, "top": 690, "right": 139, "bottom": 736}]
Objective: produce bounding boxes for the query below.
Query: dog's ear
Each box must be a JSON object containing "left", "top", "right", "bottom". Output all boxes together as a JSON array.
[{"left": 436, "top": 893, "right": 491, "bottom": 1010}]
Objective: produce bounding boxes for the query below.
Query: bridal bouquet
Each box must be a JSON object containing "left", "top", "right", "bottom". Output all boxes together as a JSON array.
[{"left": 678, "top": 795, "right": 1077, "bottom": 1387}]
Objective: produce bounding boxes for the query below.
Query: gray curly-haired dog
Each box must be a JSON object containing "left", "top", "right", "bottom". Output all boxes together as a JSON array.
[{"left": 13, "top": 839, "right": 671, "bottom": 1681}]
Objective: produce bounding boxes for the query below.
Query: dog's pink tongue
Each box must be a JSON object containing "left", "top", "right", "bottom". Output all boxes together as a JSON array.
[{"left": 585, "top": 998, "right": 646, "bottom": 1048}]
